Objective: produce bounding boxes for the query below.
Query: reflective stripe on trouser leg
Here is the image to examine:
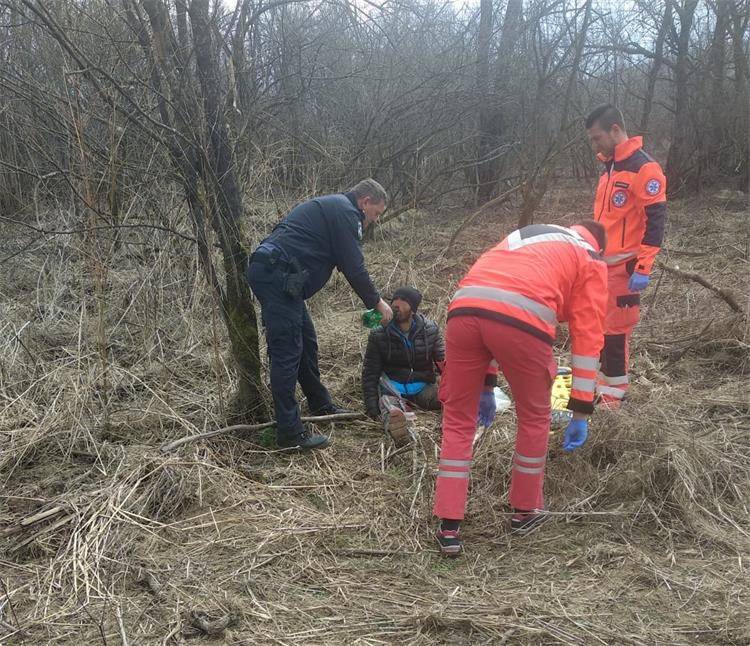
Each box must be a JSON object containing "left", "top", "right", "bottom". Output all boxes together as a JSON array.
[
  {"left": 470, "top": 319, "right": 554, "bottom": 513},
  {"left": 509, "top": 447, "right": 548, "bottom": 511},
  {"left": 433, "top": 316, "right": 491, "bottom": 520},
  {"left": 505, "top": 355, "right": 552, "bottom": 511},
  {"left": 599, "top": 262, "right": 639, "bottom": 406},
  {"left": 597, "top": 332, "right": 631, "bottom": 403}
]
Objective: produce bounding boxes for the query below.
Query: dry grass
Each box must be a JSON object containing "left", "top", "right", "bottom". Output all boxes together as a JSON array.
[{"left": 1, "top": 183, "right": 749, "bottom": 645}]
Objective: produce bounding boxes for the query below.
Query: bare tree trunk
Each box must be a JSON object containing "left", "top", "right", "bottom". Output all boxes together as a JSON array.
[
  {"left": 518, "top": 0, "right": 593, "bottom": 228},
  {"left": 474, "top": 0, "right": 494, "bottom": 204},
  {"left": 188, "top": 0, "right": 265, "bottom": 420},
  {"left": 666, "top": 0, "right": 699, "bottom": 191},
  {"left": 125, "top": 0, "right": 266, "bottom": 420},
  {"left": 729, "top": 1, "right": 750, "bottom": 190},
  {"left": 640, "top": 1, "right": 672, "bottom": 134},
  {"left": 706, "top": 0, "right": 729, "bottom": 178},
  {"left": 474, "top": 0, "right": 523, "bottom": 205}
]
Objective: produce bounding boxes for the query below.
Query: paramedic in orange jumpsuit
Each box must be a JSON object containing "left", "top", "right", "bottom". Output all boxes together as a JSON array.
[
  {"left": 433, "top": 221, "right": 607, "bottom": 556},
  {"left": 586, "top": 104, "right": 667, "bottom": 410}
]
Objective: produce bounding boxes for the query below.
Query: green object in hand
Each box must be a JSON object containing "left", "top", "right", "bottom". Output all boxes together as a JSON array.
[{"left": 362, "top": 309, "right": 383, "bottom": 328}]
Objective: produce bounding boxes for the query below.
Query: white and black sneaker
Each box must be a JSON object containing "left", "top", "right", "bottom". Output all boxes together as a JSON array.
[{"left": 510, "top": 509, "right": 547, "bottom": 534}]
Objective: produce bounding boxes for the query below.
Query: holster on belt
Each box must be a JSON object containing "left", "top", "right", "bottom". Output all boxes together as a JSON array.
[{"left": 250, "top": 249, "right": 309, "bottom": 298}]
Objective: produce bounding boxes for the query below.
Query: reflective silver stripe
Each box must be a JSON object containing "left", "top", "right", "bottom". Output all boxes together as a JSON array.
[
  {"left": 572, "top": 376, "right": 596, "bottom": 393},
  {"left": 507, "top": 230, "right": 595, "bottom": 253},
  {"left": 603, "top": 252, "right": 636, "bottom": 265},
  {"left": 437, "top": 470, "right": 470, "bottom": 479},
  {"left": 513, "top": 464, "right": 545, "bottom": 475},
  {"left": 514, "top": 452, "right": 545, "bottom": 465},
  {"left": 506, "top": 230, "right": 522, "bottom": 247},
  {"left": 439, "top": 459, "right": 472, "bottom": 467},
  {"left": 453, "top": 286, "right": 557, "bottom": 325},
  {"left": 571, "top": 354, "right": 599, "bottom": 371},
  {"left": 596, "top": 385, "right": 625, "bottom": 399},
  {"left": 602, "top": 374, "right": 629, "bottom": 386}
]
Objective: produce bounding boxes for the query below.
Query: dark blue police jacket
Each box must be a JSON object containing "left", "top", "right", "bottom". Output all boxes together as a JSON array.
[{"left": 259, "top": 192, "right": 380, "bottom": 308}]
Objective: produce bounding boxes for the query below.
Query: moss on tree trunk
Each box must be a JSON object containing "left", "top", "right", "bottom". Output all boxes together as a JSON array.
[{"left": 221, "top": 270, "right": 266, "bottom": 422}]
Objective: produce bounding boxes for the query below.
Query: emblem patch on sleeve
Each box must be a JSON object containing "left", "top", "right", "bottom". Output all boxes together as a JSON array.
[
  {"left": 646, "top": 179, "right": 661, "bottom": 195},
  {"left": 612, "top": 190, "right": 628, "bottom": 207}
]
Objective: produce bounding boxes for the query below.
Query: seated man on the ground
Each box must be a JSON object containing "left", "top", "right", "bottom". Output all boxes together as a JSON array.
[{"left": 362, "top": 287, "right": 444, "bottom": 446}]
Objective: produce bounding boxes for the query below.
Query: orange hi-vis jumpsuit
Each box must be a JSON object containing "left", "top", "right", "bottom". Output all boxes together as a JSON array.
[
  {"left": 594, "top": 136, "right": 666, "bottom": 408},
  {"left": 433, "top": 225, "right": 607, "bottom": 520}
]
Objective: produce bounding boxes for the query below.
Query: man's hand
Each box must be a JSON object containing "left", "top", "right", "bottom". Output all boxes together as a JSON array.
[
  {"left": 628, "top": 271, "right": 650, "bottom": 292},
  {"left": 563, "top": 413, "right": 588, "bottom": 452},
  {"left": 477, "top": 388, "right": 497, "bottom": 428},
  {"left": 376, "top": 298, "right": 393, "bottom": 325}
]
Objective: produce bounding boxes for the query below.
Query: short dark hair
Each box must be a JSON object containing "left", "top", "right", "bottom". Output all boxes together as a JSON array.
[
  {"left": 585, "top": 104, "right": 625, "bottom": 131},
  {"left": 349, "top": 178, "right": 387, "bottom": 204},
  {"left": 576, "top": 219, "right": 607, "bottom": 252}
]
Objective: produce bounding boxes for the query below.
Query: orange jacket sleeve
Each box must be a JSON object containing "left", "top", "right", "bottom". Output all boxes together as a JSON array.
[
  {"left": 635, "top": 161, "right": 667, "bottom": 275},
  {"left": 566, "top": 258, "right": 608, "bottom": 414}
]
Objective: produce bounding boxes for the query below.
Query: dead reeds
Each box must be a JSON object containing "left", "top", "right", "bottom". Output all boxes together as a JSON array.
[{"left": 1, "top": 188, "right": 749, "bottom": 644}]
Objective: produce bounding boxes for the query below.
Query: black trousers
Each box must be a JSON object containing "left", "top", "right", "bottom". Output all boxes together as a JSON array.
[{"left": 246, "top": 261, "right": 333, "bottom": 440}]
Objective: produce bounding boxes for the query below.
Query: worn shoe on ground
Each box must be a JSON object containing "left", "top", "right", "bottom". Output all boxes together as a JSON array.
[
  {"left": 311, "top": 403, "right": 351, "bottom": 416},
  {"left": 277, "top": 429, "right": 330, "bottom": 450},
  {"left": 384, "top": 408, "right": 411, "bottom": 447},
  {"left": 436, "top": 529, "right": 463, "bottom": 556},
  {"left": 510, "top": 509, "right": 547, "bottom": 534}
]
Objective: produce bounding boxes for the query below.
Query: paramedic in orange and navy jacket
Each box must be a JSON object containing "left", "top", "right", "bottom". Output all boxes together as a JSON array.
[
  {"left": 585, "top": 104, "right": 667, "bottom": 411},
  {"left": 432, "top": 221, "right": 608, "bottom": 556}
]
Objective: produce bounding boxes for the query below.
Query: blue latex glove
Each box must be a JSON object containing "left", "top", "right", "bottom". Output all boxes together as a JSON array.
[
  {"left": 563, "top": 418, "right": 588, "bottom": 452},
  {"left": 477, "top": 389, "right": 497, "bottom": 428},
  {"left": 628, "top": 271, "right": 650, "bottom": 292}
]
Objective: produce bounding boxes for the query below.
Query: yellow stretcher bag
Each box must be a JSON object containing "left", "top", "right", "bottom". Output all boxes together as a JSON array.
[{"left": 551, "top": 366, "right": 573, "bottom": 427}]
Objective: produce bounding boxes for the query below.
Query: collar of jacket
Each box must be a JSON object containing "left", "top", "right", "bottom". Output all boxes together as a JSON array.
[
  {"left": 597, "top": 136, "right": 643, "bottom": 164},
  {"left": 569, "top": 225, "right": 601, "bottom": 253},
  {"left": 387, "top": 314, "right": 425, "bottom": 337},
  {"left": 344, "top": 191, "right": 366, "bottom": 221}
]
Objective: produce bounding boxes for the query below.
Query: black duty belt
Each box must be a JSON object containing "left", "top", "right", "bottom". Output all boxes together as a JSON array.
[{"left": 249, "top": 250, "right": 296, "bottom": 273}]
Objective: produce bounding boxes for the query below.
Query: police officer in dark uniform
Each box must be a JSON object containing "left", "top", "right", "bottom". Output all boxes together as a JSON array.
[{"left": 247, "top": 179, "right": 393, "bottom": 450}]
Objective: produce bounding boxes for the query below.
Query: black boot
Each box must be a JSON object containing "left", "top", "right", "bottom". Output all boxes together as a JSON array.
[{"left": 310, "top": 403, "right": 351, "bottom": 416}]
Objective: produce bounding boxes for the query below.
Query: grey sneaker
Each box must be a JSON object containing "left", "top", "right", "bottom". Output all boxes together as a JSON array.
[{"left": 277, "top": 429, "right": 330, "bottom": 450}]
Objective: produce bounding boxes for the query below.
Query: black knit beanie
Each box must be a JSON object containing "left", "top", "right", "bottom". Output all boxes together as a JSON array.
[{"left": 391, "top": 286, "right": 422, "bottom": 313}]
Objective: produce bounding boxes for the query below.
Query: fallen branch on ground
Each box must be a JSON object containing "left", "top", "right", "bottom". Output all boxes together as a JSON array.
[
  {"left": 160, "top": 412, "right": 366, "bottom": 453},
  {"left": 658, "top": 263, "right": 744, "bottom": 314}
]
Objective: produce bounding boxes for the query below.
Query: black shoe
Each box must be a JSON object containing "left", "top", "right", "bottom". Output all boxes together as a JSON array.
[
  {"left": 436, "top": 528, "right": 463, "bottom": 557},
  {"left": 277, "top": 429, "right": 330, "bottom": 450},
  {"left": 310, "top": 403, "right": 351, "bottom": 416},
  {"left": 510, "top": 509, "right": 547, "bottom": 534}
]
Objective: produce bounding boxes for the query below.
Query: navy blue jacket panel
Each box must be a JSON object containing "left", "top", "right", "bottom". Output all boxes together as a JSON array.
[{"left": 261, "top": 192, "right": 380, "bottom": 307}]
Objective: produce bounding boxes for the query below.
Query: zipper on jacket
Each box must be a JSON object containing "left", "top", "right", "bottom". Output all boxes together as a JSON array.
[
  {"left": 597, "top": 164, "right": 613, "bottom": 221},
  {"left": 621, "top": 217, "right": 626, "bottom": 246}
]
